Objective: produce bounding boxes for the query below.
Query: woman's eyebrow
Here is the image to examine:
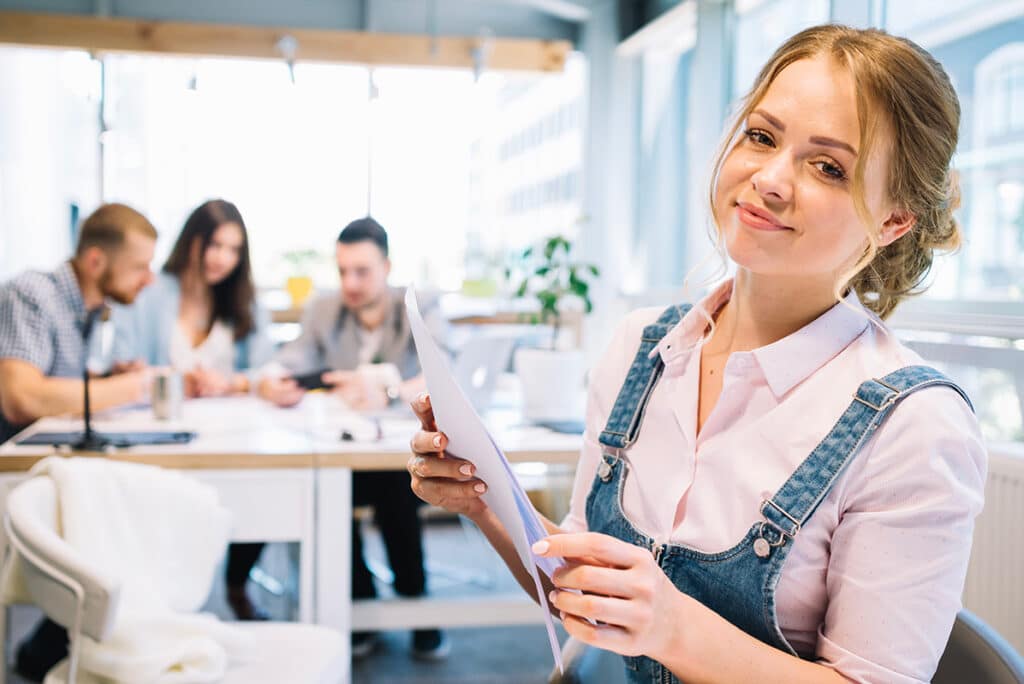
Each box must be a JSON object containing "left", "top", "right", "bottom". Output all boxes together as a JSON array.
[
  {"left": 752, "top": 108, "right": 785, "bottom": 130},
  {"left": 809, "top": 136, "right": 858, "bottom": 156},
  {"left": 751, "top": 108, "right": 858, "bottom": 156}
]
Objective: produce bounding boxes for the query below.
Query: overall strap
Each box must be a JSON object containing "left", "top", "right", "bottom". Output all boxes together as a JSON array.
[
  {"left": 758, "top": 365, "right": 973, "bottom": 547},
  {"left": 598, "top": 303, "right": 692, "bottom": 449}
]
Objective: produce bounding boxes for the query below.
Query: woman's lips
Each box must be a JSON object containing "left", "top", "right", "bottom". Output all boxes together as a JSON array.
[{"left": 736, "top": 203, "right": 792, "bottom": 232}]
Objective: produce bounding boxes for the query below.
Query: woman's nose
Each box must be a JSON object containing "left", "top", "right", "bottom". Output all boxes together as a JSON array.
[{"left": 750, "top": 152, "right": 794, "bottom": 203}]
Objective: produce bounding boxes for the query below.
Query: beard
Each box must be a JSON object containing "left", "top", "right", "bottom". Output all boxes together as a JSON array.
[
  {"left": 99, "top": 268, "right": 140, "bottom": 305},
  {"left": 346, "top": 288, "right": 387, "bottom": 313}
]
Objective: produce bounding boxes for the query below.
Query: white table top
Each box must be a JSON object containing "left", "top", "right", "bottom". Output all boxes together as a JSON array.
[{"left": 0, "top": 393, "right": 582, "bottom": 472}]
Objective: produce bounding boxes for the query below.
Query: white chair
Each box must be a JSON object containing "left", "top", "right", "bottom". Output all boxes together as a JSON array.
[{"left": 3, "top": 476, "right": 346, "bottom": 684}]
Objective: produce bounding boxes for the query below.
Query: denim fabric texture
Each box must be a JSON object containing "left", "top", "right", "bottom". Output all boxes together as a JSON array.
[{"left": 588, "top": 303, "right": 971, "bottom": 684}]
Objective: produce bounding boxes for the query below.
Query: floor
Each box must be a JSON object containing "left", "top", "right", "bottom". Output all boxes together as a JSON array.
[{"left": 4, "top": 518, "right": 568, "bottom": 683}]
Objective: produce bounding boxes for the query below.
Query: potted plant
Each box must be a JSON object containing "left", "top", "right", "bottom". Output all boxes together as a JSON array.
[
  {"left": 282, "top": 248, "right": 320, "bottom": 308},
  {"left": 506, "top": 234, "right": 600, "bottom": 422}
]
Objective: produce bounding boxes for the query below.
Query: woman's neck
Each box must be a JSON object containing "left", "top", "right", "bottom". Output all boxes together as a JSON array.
[{"left": 708, "top": 270, "right": 840, "bottom": 354}]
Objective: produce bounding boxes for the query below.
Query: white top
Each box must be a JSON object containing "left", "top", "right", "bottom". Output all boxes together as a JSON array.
[
  {"left": 169, "top": 320, "right": 236, "bottom": 376},
  {"left": 356, "top": 324, "right": 384, "bottom": 366},
  {"left": 562, "top": 279, "right": 987, "bottom": 684}
]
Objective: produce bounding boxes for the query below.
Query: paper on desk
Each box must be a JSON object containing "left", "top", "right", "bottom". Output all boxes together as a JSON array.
[{"left": 405, "top": 288, "right": 565, "bottom": 672}]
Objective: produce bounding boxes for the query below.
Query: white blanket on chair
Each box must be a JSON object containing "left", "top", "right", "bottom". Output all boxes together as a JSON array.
[{"left": 23, "top": 457, "right": 251, "bottom": 683}]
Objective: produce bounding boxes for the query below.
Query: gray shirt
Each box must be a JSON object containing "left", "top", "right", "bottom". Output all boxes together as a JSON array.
[
  {"left": 0, "top": 261, "right": 93, "bottom": 441},
  {"left": 272, "top": 286, "right": 448, "bottom": 380}
]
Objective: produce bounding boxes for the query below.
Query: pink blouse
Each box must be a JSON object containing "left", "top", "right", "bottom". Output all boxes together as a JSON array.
[{"left": 562, "top": 280, "right": 987, "bottom": 684}]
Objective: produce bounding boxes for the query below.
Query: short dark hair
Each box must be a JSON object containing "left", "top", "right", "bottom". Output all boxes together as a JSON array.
[
  {"left": 338, "top": 217, "right": 388, "bottom": 257},
  {"left": 75, "top": 203, "right": 157, "bottom": 257}
]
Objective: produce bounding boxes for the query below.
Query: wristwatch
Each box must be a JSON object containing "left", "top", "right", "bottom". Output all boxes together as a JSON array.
[{"left": 385, "top": 384, "right": 402, "bottom": 402}]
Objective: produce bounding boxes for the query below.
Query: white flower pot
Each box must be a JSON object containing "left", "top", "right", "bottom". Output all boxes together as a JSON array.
[{"left": 514, "top": 347, "right": 587, "bottom": 422}]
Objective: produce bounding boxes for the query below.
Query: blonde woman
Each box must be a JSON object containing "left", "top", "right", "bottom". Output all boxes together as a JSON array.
[{"left": 407, "top": 25, "right": 988, "bottom": 684}]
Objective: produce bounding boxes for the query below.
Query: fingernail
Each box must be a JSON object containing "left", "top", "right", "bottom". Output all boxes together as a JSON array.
[
  {"left": 432, "top": 435, "right": 442, "bottom": 448},
  {"left": 459, "top": 464, "right": 472, "bottom": 475},
  {"left": 474, "top": 483, "right": 486, "bottom": 493},
  {"left": 532, "top": 540, "right": 549, "bottom": 555},
  {"left": 548, "top": 590, "right": 558, "bottom": 604},
  {"left": 419, "top": 392, "right": 430, "bottom": 405}
]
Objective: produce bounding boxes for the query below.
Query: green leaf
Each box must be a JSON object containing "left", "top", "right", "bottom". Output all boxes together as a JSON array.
[
  {"left": 544, "top": 238, "right": 558, "bottom": 260},
  {"left": 588, "top": 264, "right": 600, "bottom": 277},
  {"left": 537, "top": 289, "right": 558, "bottom": 314},
  {"left": 568, "top": 270, "right": 588, "bottom": 297},
  {"left": 535, "top": 265, "right": 551, "bottom": 277},
  {"left": 515, "top": 281, "right": 529, "bottom": 298}
]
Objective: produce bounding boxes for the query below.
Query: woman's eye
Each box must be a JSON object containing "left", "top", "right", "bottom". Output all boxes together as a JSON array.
[
  {"left": 744, "top": 128, "right": 773, "bottom": 147},
  {"left": 815, "top": 160, "right": 847, "bottom": 181}
]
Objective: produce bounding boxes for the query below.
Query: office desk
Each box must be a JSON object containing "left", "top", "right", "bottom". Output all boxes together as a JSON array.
[{"left": 0, "top": 394, "right": 582, "bottom": 676}]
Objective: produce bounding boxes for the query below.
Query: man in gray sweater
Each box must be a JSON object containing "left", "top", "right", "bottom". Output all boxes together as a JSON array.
[{"left": 259, "top": 217, "right": 449, "bottom": 660}]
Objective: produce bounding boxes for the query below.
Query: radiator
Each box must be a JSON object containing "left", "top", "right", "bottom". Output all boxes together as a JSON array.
[{"left": 962, "top": 445, "right": 1024, "bottom": 653}]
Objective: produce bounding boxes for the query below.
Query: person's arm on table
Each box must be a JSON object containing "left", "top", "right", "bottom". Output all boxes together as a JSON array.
[{"left": 0, "top": 358, "right": 148, "bottom": 425}]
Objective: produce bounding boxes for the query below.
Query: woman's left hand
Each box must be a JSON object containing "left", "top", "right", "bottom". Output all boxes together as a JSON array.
[
  {"left": 533, "top": 532, "right": 689, "bottom": 661},
  {"left": 185, "top": 366, "right": 233, "bottom": 398}
]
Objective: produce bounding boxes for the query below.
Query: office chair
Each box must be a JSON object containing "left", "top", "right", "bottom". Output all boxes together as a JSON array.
[
  {"left": 2, "top": 475, "right": 346, "bottom": 684},
  {"left": 934, "top": 609, "right": 1024, "bottom": 683},
  {"left": 549, "top": 609, "right": 1024, "bottom": 684}
]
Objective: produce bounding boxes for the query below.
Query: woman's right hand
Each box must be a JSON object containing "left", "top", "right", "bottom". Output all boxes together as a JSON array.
[{"left": 408, "top": 393, "right": 489, "bottom": 518}]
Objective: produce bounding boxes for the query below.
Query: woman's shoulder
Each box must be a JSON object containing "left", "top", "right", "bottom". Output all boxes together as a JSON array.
[
  {"left": 617, "top": 305, "right": 680, "bottom": 339},
  {"left": 592, "top": 306, "right": 682, "bottom": 379},
  {"left": 841, "top": 365, "right": 986, "bottom": 509}
]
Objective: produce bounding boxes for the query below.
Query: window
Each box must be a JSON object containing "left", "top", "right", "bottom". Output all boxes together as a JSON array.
[
  {"left": 0, "top": 47, "right": 100, "bottom": 280},
  {"left": 732, "top": 0, "right": 830, "bottom": 98},
  {"left": 883, "top": 2, "right": 1024, "bottom": 443},
  {"left": 101, "top": 54, "right": 370, "bottom": 289}
]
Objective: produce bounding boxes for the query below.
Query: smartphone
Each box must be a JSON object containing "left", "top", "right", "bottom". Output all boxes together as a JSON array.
[{"left": 291, "top": 369, "right": 335, "bottom": 391}]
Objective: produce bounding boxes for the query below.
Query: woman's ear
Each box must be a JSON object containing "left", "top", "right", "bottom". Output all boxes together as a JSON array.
[{"left": 878, "top": 208, "right": 916, "bottom": 247}]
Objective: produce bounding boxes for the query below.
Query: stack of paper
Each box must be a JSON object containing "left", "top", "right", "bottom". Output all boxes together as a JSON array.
[{"left": 405, "top": 287, "right": 566, "bottom": 671}]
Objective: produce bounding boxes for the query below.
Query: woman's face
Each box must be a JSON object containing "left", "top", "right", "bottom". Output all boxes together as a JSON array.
[
  {"left": 201, "top": 222, "right": 244, "bottom": 285},
  {"left": 714, "top": 55, "right": 900, "bottom": 287}
]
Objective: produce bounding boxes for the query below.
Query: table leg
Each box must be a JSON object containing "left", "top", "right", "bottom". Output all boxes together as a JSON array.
[{"left": 315, "top": 467, "right": 351, "bottom": 672}]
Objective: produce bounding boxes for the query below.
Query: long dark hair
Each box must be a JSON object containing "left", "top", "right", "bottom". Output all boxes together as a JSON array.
[{"left": 163, "top": 199, "right": 256, "bottom": 340}]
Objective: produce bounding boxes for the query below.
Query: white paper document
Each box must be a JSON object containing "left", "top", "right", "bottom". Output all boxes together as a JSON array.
[{"left": 405, "top": 288, "right": 565, "bottom": 672}]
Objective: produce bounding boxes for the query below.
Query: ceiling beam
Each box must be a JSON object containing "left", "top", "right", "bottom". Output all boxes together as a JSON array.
[
  {"left": 509, "top": 0, "right": 591, "bottom": 22},
  {"left": 0, "top": 10, "right": 570, "bottom": 71}
]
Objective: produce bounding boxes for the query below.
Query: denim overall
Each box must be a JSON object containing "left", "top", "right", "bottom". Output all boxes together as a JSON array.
[{"left": 586, "top": 304, "right": 972, "bottom": 684}]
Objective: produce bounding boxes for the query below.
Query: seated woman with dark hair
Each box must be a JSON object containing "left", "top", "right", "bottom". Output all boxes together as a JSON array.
[{"left": 112, "top": 198, "right": 273, "bottom": 620}]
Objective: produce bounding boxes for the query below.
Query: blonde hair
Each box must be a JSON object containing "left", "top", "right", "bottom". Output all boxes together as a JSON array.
[
  {"left": 75, "top": 203, "right": 157, "bottom": 257},
  {"left": 708, "top": 25, "right": 962, "bottom": 319}
]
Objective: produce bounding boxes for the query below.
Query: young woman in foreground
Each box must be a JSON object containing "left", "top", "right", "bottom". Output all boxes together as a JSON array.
[{"left": 407, "top": 25, "right": 986, "bottom": 683}]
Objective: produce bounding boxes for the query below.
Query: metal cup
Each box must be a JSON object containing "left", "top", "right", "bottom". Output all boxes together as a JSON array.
[{"left": 152, "top": 370, "right": 184, "bottom": 420}]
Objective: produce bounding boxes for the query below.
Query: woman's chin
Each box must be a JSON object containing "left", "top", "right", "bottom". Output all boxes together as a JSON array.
[{"left": 205, "top": 272, "right": 229, "bottom": 286}]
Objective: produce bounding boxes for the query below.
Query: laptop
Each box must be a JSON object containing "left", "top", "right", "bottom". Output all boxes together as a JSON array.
[{"left": 451, "top": 336, "right": 516, "bottom": 412}]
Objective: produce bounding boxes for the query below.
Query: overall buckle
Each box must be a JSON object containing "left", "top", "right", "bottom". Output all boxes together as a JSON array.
[
  {"left": 853, "top": 377, "right": 902, "bottom": 411},
  {"left": 754, "top": 499, "right": 801, "bottom": 558}
]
